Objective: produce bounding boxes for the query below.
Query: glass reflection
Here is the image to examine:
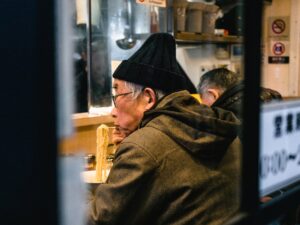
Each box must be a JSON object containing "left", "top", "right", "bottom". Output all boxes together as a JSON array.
[
  {"left": 89, "top": 34, "right": 112, "bottom": 109},
  {"left": 72, "top": 0, "right": 170, "bottom": 113},
  {"left": 73, "top": 25, "right": 88, "bottom": 113},
  {"left": 88, "top": 0, "right": 112, "bottom": 113},
  {"left": 73, "top": 1, "right": 88, "bottom": 113}
]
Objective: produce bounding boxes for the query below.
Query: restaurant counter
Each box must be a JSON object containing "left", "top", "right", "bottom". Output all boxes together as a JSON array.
[{"left": 59, "top": 113, "right": 114, "bottom": 155}]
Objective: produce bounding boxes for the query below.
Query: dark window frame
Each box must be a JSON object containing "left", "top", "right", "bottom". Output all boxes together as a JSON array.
[{"left": 227, "top": 0, "right": 300, "bottom": 224}]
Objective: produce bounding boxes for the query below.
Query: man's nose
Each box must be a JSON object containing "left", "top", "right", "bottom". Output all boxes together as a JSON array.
[{"left": 111, "top": 107, "right": 117, "bottom": 118}]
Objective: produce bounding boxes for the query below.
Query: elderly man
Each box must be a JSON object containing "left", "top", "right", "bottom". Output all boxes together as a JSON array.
[
  {"left": 87, "top": 33, "right": 241, "bottom": 225},
  {"left": 198, "top": 68, "right": 282, "bottom": 121}
]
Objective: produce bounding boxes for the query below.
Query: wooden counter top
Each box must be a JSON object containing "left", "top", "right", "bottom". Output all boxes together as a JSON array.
[
  {"left": 72, "top": 113, "right": 114, "bottom": 127},
  {"left": 59, "top": 113, "right": 114, "bottom": 155}
]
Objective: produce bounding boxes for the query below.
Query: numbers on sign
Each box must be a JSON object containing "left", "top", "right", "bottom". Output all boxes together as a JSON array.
[{"left": 260, "top": 149, "right": 288, "bottom": 179}]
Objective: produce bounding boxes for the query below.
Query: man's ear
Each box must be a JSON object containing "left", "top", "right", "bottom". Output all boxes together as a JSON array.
[
  {"left": 143, "top": 88, "right": 157, "bottom": 110},
  {"left": 207, "top": 88, "right": 220, "bottom": 101}
]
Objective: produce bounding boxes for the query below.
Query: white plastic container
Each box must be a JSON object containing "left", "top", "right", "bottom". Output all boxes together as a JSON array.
[{"left": 186, "top": 9, "right": 203, "bottom": 33}]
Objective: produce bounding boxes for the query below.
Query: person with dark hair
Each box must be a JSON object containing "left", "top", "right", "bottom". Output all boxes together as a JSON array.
[
  {"left": 87, "top": 33, "right": 241, "bottom": 225},
  {"left": 198, "top": 68, "right": 282, "bottom": 121}
]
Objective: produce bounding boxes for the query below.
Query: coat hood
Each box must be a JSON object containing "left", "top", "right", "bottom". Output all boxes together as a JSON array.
[{"left": 141, "top": 91, "right": 241, "bottom": 159}]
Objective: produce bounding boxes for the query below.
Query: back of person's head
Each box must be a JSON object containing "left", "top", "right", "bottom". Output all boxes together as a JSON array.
[
  {"left": 112, "top": 33, "right": 197, "bottom": 94},
  {"left": 198, "top": 68, "right": 242, "bottom": 96}
]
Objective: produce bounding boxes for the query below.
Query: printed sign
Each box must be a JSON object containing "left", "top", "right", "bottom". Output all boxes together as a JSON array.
[
  {"left": 268, "top": 17, "right": 290, "bottom": 38},
  {"left": 136, "top": 0, "right": 167, "bottom": 7},
  {"left": 268, "top": 56, "right": 289, "bottom": 64},
  {"left": 269, "top": 40, "right": 289, "bottom": 56},
  {"left": 272, "top": 19, "right": 286, "bottom": 34},
  {"left": 272, "top": 42, "right": 285, "bottom": 56},
  {"left": 259, "top": 100, "right": 300, "bottom": 196},
  {"left": 268, "top": 40, "right": 289, "bottom": 64}
]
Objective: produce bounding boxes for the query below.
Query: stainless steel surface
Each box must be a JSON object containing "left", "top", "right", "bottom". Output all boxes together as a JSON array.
[{"left": 116, "top": 0, "right": 137, "bottom": 49}]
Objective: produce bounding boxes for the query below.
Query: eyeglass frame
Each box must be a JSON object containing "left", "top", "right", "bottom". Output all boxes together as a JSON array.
[
  {"left": 111, "top": 87, "right": 159, "bottom": 108},
  {"left": 111, "top": 92, "right": 133, "bottom": 107}
]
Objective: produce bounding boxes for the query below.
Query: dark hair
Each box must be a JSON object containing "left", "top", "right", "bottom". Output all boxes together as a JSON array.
[{"left": 198, "top": 68, "right": 242, "bottom": 94}]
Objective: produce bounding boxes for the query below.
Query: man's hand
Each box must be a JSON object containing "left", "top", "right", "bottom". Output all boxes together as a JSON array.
[{"left": 112, "top": 126, "right": 127, "bottom": 145}]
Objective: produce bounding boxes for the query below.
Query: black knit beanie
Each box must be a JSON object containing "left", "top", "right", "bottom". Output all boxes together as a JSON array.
[{"left": 112, "top": 33, "right": 196, "bottom": 94}]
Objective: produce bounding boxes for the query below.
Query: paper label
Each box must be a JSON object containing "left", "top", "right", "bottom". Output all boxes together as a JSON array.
[{"left": 136, "top": 0, "right": 167, "bottom": 8}]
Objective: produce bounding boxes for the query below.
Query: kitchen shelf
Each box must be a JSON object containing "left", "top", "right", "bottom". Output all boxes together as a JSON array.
[{"left": 175, "top": 32, "right": 243, "bottom": 45}]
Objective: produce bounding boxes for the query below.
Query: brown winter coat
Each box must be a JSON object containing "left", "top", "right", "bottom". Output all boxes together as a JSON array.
[{"left": 88, "top": 90, "right": 241, "bottom": 225}]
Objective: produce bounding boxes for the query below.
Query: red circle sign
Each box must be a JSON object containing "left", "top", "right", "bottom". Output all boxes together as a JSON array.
[
  {"left": 273, "top": 42, "right": 285, "bottom": 56},
  {"left": 272, "top": 19, "right": 286, "bottom": 34}
]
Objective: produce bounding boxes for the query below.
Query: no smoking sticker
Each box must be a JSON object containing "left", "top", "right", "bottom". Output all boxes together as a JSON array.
[
  {"left": 268, "top": 17, "right": 290, "bottom": 38},
  {"left": 272, "top": 19, "right": 285, "bottom": 34}
]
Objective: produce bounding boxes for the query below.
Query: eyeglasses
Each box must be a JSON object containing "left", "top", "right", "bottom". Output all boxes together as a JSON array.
[{"left": 112, "top": 92, "right": 133, "bottom": 107}]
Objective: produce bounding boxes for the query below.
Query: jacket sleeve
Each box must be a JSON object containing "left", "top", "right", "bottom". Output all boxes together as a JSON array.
[{"left": 86, "top": 141, "right": 158, "bottom": 225}]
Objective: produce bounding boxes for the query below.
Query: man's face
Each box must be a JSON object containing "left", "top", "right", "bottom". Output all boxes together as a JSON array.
[
  {"left": 111, "top": 79, "right": 149, "bottom": 138},
  {"left": 200, "top": 91, "right": 216, "bottom": 106},
  {"left": 200, "top": 88, "right": 221, "bottom": 106}
]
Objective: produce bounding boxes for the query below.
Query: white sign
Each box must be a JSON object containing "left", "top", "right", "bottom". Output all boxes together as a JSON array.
[
  {"left": 260, "top": 100, "right": 300, "bottom": 196},
  {"left": 136, "top": 0, "right": 167, "bottom": 7}
]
